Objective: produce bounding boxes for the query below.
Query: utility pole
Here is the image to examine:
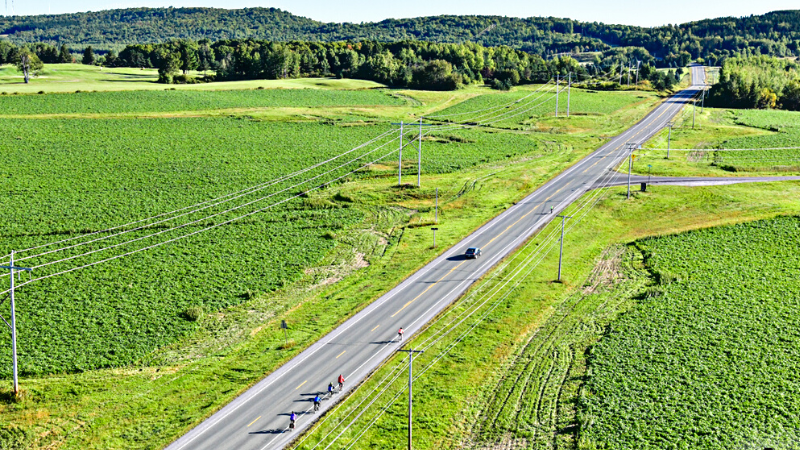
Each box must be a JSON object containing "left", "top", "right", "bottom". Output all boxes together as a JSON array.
[
  {"left": 666, "top": 122, "right": 674, "bottom": 159},
  {"left": 417, "top": 118, "right": 422, "bottom": 187},
  {"left": 434, "top": 187, "right": 438, "bottom": 223},
  {"left": 398, "top": 349, "right": 424, "bottom": 450},
  {"left": 618, "top": 64, "right": 623, "bottom": 85},
  {"left": 701, "top": 88, "right": 706, "bottom": 113},
  {"left": 398, "top": 121, "right": 404, "bottom": 186},
  {"left": 626, "top": 143, "right": 641, "bottom": 199},
  {"left": 431, "top": 228, "right": 438, "bottom": 249},
  {"left": 627, "top": 63, "right": 631, "bottom": 87},
  {"left": 1, "top": 251, "right": 32, "bottom": 395},
  {"left": 566, "top": 72, "right": 571, "bottom": 118},
  {"left": 692, "top": 98, "right": 696, "bottom": 129},
  {"left": 392, "top": 121, "right": 433, "bottom": 188},
  {"left": 635, "top": 60, "right": 642, "bottom": 86},
  {"left": 556, "top": 215, "right": 572, "bottom": 282},
  {"left": 555, "top": 74, "right": 560, "bottom": 118}
]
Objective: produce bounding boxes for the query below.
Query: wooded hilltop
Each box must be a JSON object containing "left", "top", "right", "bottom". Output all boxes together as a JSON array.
[{"left": 1, "top": 7, "right": 799, "bottom": 67}]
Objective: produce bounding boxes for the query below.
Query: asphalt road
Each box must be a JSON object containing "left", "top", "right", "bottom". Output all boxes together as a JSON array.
[
  {"left": 167, "top": 66, "right": 711, "bottom": 450},
  {"left": 597, "top": 175, "right": 800, "bottom": 189}
]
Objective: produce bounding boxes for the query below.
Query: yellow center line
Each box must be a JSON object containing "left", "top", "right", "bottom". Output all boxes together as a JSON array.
[
  {"left": 295, "top": 380, "right": 307, "bottom": 390},
  {"left": 391, "top": 261, "right": 467, "bottom": 318},
  {"left": 247, "top": 416, "right": 261, "bottom": 427},
  {"left": 389, "top": 98, "right": 686, "bottom": 323},
  {"left": 370, "top": 324, "right": 380, "bottom": 332},
  {"left": 336, "top": 350, "right": 347, "bottom": 359}
]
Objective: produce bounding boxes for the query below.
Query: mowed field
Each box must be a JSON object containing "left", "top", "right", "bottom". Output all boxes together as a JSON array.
[
  {"left": 0, "top": 64, "right": 672, "bottom": 449},
  {"left": 0, "top": 64, "right": 386, "bottom": 93},
  {"left": 637, "top": 107, "right": 800, "bottom": 176}
]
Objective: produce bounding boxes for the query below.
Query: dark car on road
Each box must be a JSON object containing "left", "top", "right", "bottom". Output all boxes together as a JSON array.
[{"left": 465, "top": 247, "right": 482, "bottom": 259}]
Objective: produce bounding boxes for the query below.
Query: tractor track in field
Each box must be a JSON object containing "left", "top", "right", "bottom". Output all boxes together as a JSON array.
[{"left": 469, "top": 245, "right": 649, "bottom": 449}]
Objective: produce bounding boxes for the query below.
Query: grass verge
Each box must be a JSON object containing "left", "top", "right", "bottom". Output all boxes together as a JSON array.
[{"left": 292, "top": 181, "right": 800, "bottom": 450}]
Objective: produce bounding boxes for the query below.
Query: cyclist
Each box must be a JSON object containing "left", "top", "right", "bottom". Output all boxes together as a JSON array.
[
  {"left": 327, "top": 382, "right": 334, "bottom": 397},
  {"left": 397, "top": 327, "right": 404, "bottom": 341},
  {"left": 289, "top": 411, "right": 297, "bottom": 430},
  {"left": 313, "top": 394, "right": 321, "bottom": 412},
  {"left": 337, "top": 374, "right": 345, "bottom": 391}
]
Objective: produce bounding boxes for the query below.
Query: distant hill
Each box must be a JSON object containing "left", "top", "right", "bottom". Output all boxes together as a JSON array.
[{"left": 1, "top": 7, "right": 800, "bottom": 63}]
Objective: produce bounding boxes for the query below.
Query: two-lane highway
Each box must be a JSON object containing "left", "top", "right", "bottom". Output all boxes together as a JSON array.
[{"left": 166, "top": 66, "right": 708, "bottom": 450}]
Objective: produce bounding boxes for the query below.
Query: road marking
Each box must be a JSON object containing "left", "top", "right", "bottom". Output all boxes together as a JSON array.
[
  {"left": 295, "top": 380, "right": 307, "bottom": 390},
  {"left": 336, "top": 350, "right": 346, "bottom": 359},
  {"left": 164, "top": 87, "right": 697, "bottom": 450},
  {"left": 370, "top": 325, "right": 380, "bottom": 332},
  {"left": 247, "top": 416, "right": 261, "bottom": 427},
  {"left": 391, "top": 261, "right": 466, "bottom": 317}
]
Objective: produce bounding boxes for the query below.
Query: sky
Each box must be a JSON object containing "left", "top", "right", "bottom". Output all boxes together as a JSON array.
[{"left": 2, "top": 0, "right": 799, "bottom": 26}]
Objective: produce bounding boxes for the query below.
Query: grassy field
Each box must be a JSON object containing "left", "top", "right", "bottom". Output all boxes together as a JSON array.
[
  {"left": 293, "top": 181, "right": 800, "bottom": 450},
  {"left": 0, "top": 64, "right": 387, "bottom": 93},
  {"left": 429, "top": 85, "right": 661, "bottom": 133},
  {"left": 580, "top": 216, "right": 800, "bottom": 449},
  {"left": 634, "top": 107, "right": 800, "bottom": 177},
  {"left": 0, "top": 65, "right": 665, "bottom": 448}
]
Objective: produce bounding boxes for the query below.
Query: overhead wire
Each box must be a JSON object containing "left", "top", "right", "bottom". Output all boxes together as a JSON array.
[
  {"left": 0, "top": 136, "right": 403, "bottom": 295},
  {"left": 13, "top": 129, "right": 399, "bottom": 261},
  {"left": 310, "top": 97, "right": 678, "bottom": 447}
]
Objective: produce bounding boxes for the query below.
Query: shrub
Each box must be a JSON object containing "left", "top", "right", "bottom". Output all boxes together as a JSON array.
[{"left": 181, "top": 306, "right": 204, "bottom": 322}]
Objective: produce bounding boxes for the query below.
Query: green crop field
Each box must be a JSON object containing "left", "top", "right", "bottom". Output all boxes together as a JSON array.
[
  {"left": 0, "top": 73, "right": 671, "bottom": 449},
  {"left": 580, "top": 216, "right": 800, "bottom": 449},
  {"left": 0, "top": 115, "right": 560, "bottom": 376},
  {"left": 430, "top": 86, "right": 657, "bottom": 130},
  {"left": 294, "top": 182, "right": 800, "bottom": 450},
  {"left": 0, "top": 88, "right": 403, "bottom": 115}
]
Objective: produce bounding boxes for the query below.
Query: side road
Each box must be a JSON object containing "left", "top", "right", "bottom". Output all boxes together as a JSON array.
[{"left": 165, "top": 67, "right": 708, "bottom": 450}]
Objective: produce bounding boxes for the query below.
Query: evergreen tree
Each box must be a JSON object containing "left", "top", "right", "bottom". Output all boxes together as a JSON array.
[
  {"left": 59, "top": 44, "right": 72, "bottom": 63},
  {"left": 104, "top": 49, "right": 118, "bottom": 66},
  {"left": 82, "top": 46, "right": 95, "bottom": 65}
]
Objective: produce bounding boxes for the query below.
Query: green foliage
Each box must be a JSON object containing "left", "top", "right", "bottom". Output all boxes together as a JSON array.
[
  {"left": 0, "top": 90, "right": 555, "bottom": 376},
  {"left": 2, "top": 8, "right": 800, "bottom": 66},
  {"left": 709, "top": 56, "right": 800, "bottom": 110},
  {"left": 580, "top": 217, "right": 800, "bottom": 449},
  {"left": 58, "top": 44, "right": 72, "bottom": 63},
  {"left": 14, "top": 47, "right": 43, "bottom": 84},
  {"left": 0, "top": 426, "right": 30, "bottom": 449},
  {"left": 82, "top": 46, "right": 95, "bottom": 65},
  {"left": 0, "top": 88, "right": 402, "bottom": 115},
  {"left": 120, "top": 39, "right": 560, "bottom": 90},
  {"left": 181, "top": 306, "right": 204, "bottom": 322}
]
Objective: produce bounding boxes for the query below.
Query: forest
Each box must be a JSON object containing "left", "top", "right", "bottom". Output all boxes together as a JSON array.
[
  {"left": 1, "top": 7, "right": 799, "bottom": 67},
  {"left": 708, "top": 56, "right": 800, "bottom": 110},
  {"left": 118, "top": 39, "right": 589, "bottom": 89}
]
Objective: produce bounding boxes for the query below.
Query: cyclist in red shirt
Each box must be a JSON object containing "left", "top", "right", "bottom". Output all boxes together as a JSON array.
[
  {"left": 337, "top": 374, "right": 345, "bottom": 391},
  {"left": 398, "top": 327, "right": 404, "bottom": 341}
]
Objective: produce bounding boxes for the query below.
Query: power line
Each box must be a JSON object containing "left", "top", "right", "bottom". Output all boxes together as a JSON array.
[
  {"left": 1, "top": 139, "right": 402, "bottom": 296},
  {"left": 13, "top": 129, "right": 399, "bottom": 260}
]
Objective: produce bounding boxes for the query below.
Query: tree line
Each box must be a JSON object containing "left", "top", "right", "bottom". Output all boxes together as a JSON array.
[
  {"left": 708, "top": 56, "right": 800, "bottom": 110},
  {"left": 1, "top": 7, "right": 799, "bottom": 67},
  {"left": 112, "top": 39, "right": 589, "bottom": 90}
]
